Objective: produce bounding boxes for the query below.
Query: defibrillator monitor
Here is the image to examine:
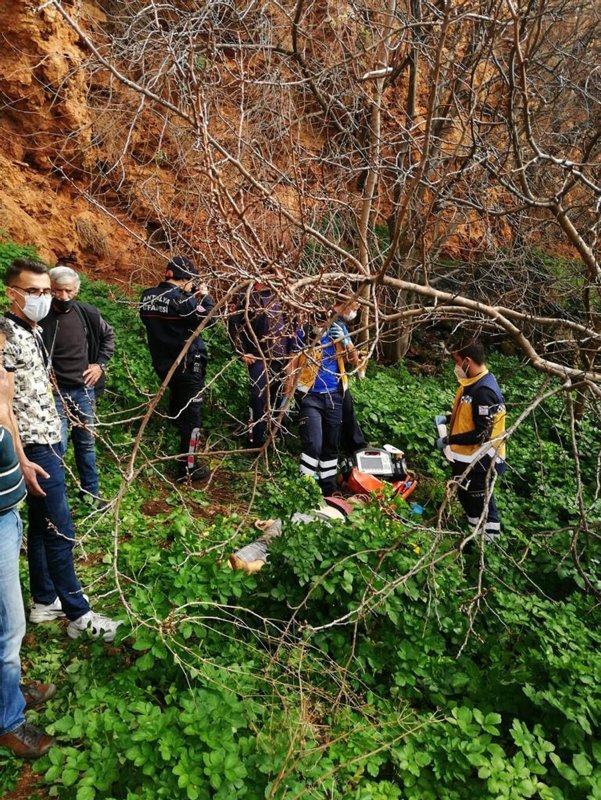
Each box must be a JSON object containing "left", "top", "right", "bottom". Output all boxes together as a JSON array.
[{"left": 354, "top": 449, "right": 394, "bottom": 476}]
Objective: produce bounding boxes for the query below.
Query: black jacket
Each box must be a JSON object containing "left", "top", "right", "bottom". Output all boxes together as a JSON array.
[
  {"left": 227, "top": 286, "right": 296, "bottom": 360},
  {"left": 40, "top": 301, "right": 115, "bottom": 395},
  {"left": 139, "top": 282, "right": 215, "bottom": 377}
]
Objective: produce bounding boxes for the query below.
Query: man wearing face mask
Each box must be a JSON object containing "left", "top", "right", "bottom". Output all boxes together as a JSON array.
[
  {"left": 140, "top": 255, "right": 215, "bottom": 482},
  {"left": 39, "top": 267, "right": 115, "bottom": 510},
  {"left": 3, "top": 259, "right": 120, "bottom": 641},
  {"left": 285, "top": 293, "right": 366, "bottom": 495},
  {"left": 436, "top": 340, "right": 506, "bottom": 544}
]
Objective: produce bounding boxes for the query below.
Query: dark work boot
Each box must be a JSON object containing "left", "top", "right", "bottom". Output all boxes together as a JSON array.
[{"left": 177, "top": 464, "right": 210, "bottom": 483}]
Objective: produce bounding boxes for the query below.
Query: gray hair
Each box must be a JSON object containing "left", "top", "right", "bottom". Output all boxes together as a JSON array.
[{"left": 49, "top": 266, "right": 80, "bottom": 289}]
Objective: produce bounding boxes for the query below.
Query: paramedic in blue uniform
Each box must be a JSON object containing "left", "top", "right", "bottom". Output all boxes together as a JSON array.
[
  {"left": 286, "top": 297, "right": 364, "bottom": 495},
  {"left": 228, "top": 276, "right": 297, "bottom": 447},
  {"left": 140, "top": 256, "right": 215, "bottom": 481},
  {"left": 436, "top": 340, "right": 507, "bottom": 543}
]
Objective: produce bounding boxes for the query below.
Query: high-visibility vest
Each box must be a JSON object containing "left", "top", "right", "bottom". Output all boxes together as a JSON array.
[
  {"left": 449, "top": 369, "right": 506, "bottom": 473},
  {"left": 296, "top": 340, "right": 348, "bottom": 394}
]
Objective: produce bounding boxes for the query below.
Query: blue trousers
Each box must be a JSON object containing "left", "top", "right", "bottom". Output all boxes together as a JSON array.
[
  {"left": 298, "top": 390, "right": 343, "bottom": 495},
  {"left": 54, "top": 386, "right": 99, "bottom": 497},
  {"left": 0, "top": 509, "right": 26, "bottom": 734},
  {"left": 24, "top": 443, "right": 90, "bottom": 621}
]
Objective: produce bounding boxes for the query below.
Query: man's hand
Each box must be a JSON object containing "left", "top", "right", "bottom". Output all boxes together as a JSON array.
[
  {"left": 21, "top": 459, "right": 49, "bottom": 497},
  {"left": 241, "top": 354, "right": 256, "bottom": 366},
  {"left": 83, "top": 364, "right": 103, "bottom": 387},
  {"left": 329, "top": 323, "right": 351, "bottom": 346},
  {"left": 435, "top": 414, "right": 449, "bottom": 427}
]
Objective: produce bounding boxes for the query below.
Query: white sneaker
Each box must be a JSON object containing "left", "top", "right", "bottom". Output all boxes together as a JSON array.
[
  {"left": 29, "top": 598, "right": 66, "bottom": 623},
  {"left": 67, "top": 611, "right": 122, "bottom": 643}
]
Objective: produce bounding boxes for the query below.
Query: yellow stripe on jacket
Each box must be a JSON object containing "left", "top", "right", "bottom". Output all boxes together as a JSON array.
[{"left": 449, "top": 369, "right": 506, "bottom": 464}]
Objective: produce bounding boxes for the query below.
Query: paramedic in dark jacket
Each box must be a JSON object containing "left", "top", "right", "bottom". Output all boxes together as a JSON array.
[
  {"left": 436, "top": 340, "right": 506, "bottom": 543},
  {"left": 227, "top": 279, "right": 297, "bottom": 447},
  {"left": 40, "top": 267, "right": 115, "bottom": 509},
  {"left": 140, "top": 256, "right": 215, "bottom": 481}
]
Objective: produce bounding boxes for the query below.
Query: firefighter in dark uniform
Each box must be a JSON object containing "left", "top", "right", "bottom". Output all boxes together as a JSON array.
[
  {"left": 140, "top": 256, "right": 214, "bottom": 481},
  {"left": 286, "top": 298, "right": 365, "bottom": 495},
  {"left": 228, "top": 279, "right": 297, "bottom": 447},
  {"left": 436, "top": 340, "right": 507, "bottom": 543}
]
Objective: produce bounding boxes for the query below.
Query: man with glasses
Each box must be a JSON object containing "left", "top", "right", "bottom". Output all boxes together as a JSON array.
[
  {"left": 39, "top": 266, "right": 115, "bottom": 511},
  {"left": 3, "top": 259, "right": 120, "bottom": 642}
]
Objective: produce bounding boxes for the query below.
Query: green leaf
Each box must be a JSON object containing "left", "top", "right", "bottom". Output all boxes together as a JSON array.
[
  {"left": 62, "top": 768, "right": 80, "bottom": 787},
  {"left": 573, "top": 753, "right": 593, "bottom": 776}
]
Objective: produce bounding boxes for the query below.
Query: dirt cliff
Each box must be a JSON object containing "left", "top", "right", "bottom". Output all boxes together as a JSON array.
[{"left": 0, "top": 1, "right": 155, "bottom": 285}]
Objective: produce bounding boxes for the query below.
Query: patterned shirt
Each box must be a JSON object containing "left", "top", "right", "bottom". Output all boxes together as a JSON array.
[{"left": 3, "top": 314, "right": 61, "bottom": 446}]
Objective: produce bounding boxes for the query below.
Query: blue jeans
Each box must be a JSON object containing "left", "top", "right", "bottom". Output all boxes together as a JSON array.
[
  {"left": 53, "top": 387, "right": 99, "bottom": 497},
  {"left": 24, "top": 443, "right": 90, "bottom": 621},
  {"left": 0, "top": 508, "right": 26, "bottom": 734}
]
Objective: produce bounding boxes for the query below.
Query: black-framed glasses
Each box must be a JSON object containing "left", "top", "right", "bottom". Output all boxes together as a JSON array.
[{"left": 13, "top": 288, "right": 53, "bottom": 298}]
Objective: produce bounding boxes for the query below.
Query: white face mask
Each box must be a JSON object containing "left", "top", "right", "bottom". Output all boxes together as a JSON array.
[
  {"left": 22, "top": 293, "right": 52, "bottom": 323},
  {"left": 454, "top": 361, "right": 468, "bottom": 381},
  {"left": 343, "top": 310, "right": 358, "bottom": 322}
]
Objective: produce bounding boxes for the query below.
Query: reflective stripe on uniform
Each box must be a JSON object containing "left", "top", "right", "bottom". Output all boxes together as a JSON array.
[
  {"left": 300, "top": 463, "right": 317, "bottom": 477},
  {"left": 451, "top": 446, "right": 506, "bottom": 464}
]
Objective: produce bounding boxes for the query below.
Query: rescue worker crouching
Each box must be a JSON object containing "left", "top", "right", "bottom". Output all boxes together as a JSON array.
[
  {"left": 139, "top": 256, "right": 214, "bottom": 482},
  {"left": 285, "top": 296, "right": 365, "bottom": 495},
  {"left": 436, "top": 340, "right": 507, "bottom": 543}
]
